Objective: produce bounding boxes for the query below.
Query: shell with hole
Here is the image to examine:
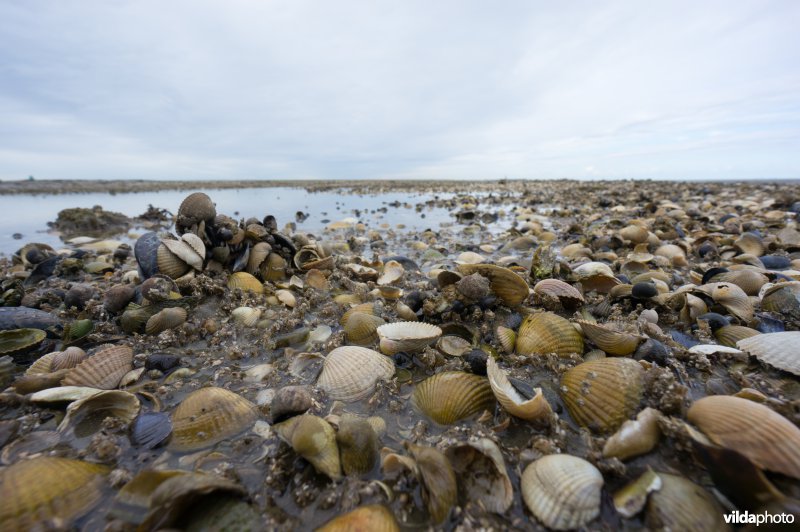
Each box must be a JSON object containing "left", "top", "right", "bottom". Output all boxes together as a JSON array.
[
  {"left": 578, "top": 320, "right": 643, "bottom": 356},
  {"left": 317, "top": 346, "right": 395, "bottom": 402},
  {"left": 169, "top": 387, "right": 258, "bottom": 452},
  {"left": 521, "top": 454, "right": 603, "bottom": 530},
  {"left": 560, "top": 357, "right": 645, "bottom": 433},
  {"left": 487, "top": 357, "right": 552, "bottom": 423},
  {"left": 516, "top": 312, "right": 584, "bottom": 357},
  {"left": 274, "top": 414, "right": 342, "bottom": 480},
  {"left": 377, "top": 321, "right": 442, "bottom": 355},
  {"left": 445, "top": 438, "right": 513, "bottom": 514},
  {"left": 63, "top": 345, "right": 134, "bottom": 389},
  {"left": 411, "top": 371, "right": 495, "bottom": 425}
]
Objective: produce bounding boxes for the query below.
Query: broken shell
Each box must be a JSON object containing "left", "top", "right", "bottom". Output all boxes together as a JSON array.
[
  {"left": 645, "top": 473, "right": 729, "bottom": 531},
  {"left": 337, "top": 415, "right": 379, "bottom": 476},
  {"left": 227, "top": 271, "right": 264, "bottom": 294},
  {"left": 613, "top": 469, "right": 662, "bottom": 518},
  {"left": 578, "top": 320, "right": 643, "bottom": 356},
  {"left": 0, "top": 456, "right": 108, "bottom": 530},
  {"left": 317, "top": 505, "right": 400, "bottom": 532},
  {"left": 344, "top": 312, "right": 386, "bottom": 345},
  {"left": 377, "top": 321, "right": 442, "bottom": 355},
  {"left": 231, "top": 306, "right": 262, "bottom": 327},
  {"left": 560, "top": 357, "right": 645, "bottom": 433},
  {"left": 456, "top": 263, "right": 529, "bottom": 306},
  {"left": 275, "top": 289, "right": 296, "bottom": 308},
  {"left": 487, "top": 357, "right": 551, "bottom": 423},
  {"left": 687, "top": 395, "right": 800, "bottom": 479},
  {"left": 58, "top": 390, "right": 140, "bottom": 437},
  {"left": 0, "top": 328, "right": 46, "bottom": 359},
  {"left": 521, "top": 454, "right": 603, "bottom": 530},
  {"left": 411, "top": 371, "right": 495, "bottom": 425},
  {"left": 602, "top": 407, "right": 662, "bottom": 460},
  {"left": 317, "top": 346, "right": 395, "bottom": 402},
  {"left": 406, "top": 442, "right": 457, "bottom": 524},
  {"left": 377, "top": 260, "right": 405, "bottom": 286},
  {"left": 63, "top": 345, "right": 134, "bottom": 389},
  {"left": 12, "top": 369, "right": 70, "bottom": 395},
  {"left": 516, "top": 312, "right": 584, "bottom": 357},
  {"left": 169, "top": 387, "right": 258, "bottom": 452},
  {"left": 445, "top": 438, "right": 513, "bottom": 514},
  {"left": 533, "top": 278, "right": 584, "bottom": 308},
  {"left": 145, "top": 307, "right": 187, "bottom": 335},
  {"left": 29, "top": 386, "right": 102, "bottom": 404},
  {"left": 737, "top": 331, "right": 800, "bottom": 376},
  {"left": 274, "top": 414, "right": 342, "bottom": 480}
]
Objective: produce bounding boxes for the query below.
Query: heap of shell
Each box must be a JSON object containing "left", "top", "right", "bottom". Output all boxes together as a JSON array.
[{"left": 1, "top": 180, "right": 799, "bottom": 530}]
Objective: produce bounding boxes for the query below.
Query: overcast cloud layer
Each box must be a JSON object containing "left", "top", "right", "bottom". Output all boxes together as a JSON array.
[{"left": 0, "top": 1, "right": 798, "bottom": 181}]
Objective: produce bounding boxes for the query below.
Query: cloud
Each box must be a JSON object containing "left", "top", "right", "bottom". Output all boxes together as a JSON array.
[{"left": 0, "top": 0, "right": 798, "bottom": 180}]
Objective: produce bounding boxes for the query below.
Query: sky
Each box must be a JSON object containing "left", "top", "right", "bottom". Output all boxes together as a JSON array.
[{"left": 0, "top": 1, "right": 798, "bottom": 181}]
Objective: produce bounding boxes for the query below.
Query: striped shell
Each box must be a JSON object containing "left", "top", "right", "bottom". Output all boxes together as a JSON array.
[
  {"left": 274, "top": 414, "right": 341, "bottom": 480},
  {"left": 411, "top": 371, "right": 495, "bottom": 425},
  {"left": 445, "top": 438, "right": 513, "bottom": 514},
  {"left": 688, "top": 395, "right": 800, "bottom": 479},
  {"left": 177, "top": 192, "right": 216, "bottom": 226},
  {"left": 63, "top": 345, "right": 133, "bottom": 389},
  {"left": 231, "top": 306, "right": 262, "bottom": 327},
  {"left": 317, "top": 505, "right": 400, "bottom": 532},
  {"left": 246, "top": 242, "right": 271, "bottom": 276},
  {"left": 344, "top": 313, "right": 386, "bottom": 345},
  {"left": 456, "top": 263, "right": 530, "bottom": 306},
  {"left": 560, "top": 358, "right": 645, "bottom": 433},
  {"left": 696, "top": 282, "right": 754, "bottom": 322},
  {"left": 156, "top": 242, "right": 191, "bottom": 279},
  {"left": 572, "top": 262, "right": 621, "bottom": 293},
  {"left": 377, "top": 322, "right": 442, "bottom": 355},
  {"left": 645, "top": 473, "right": 729, "bottom": 531},
  {"left": 516, "top": 312, "right": 584, "bottom": 357},
  {"left": 0, "top": 457, "right": 108, "bottom": 531},
  {"left": 714, "top": 325, "right": 759, "bottom": 347},
  {"left": 227, "top": 272, "right": 264, "bottom": 294},
  {"left": 26, "top": 347, "right": 85, "bottom": 375},
  {"left": 145, "top": 307, "right": 187, "bottom": 335},
  {"left": 578, "top": 320, "right": 642, "bottom": 356},
  {"left": 521, "top": 454, "right": 603, "bottom": 530},
  {"left": 317, "top": 346, "right": 395, "bottom": 402},
  {"left": 169, "top": 387, "right": 258, "bottom": 452},
  {"left": 533, "top": 279, "right": 584, "bottom": 307},
  {"left": 495, "top": 325, "right": 516, "bottom": 354},
  {"left": 716, "top": 269, "right": 768, "bottom": 296},
  {"left": 58, "top": 390, "right": 140, "bottom": 437},
  {"left": 340, "top": 302, "right": 375, "bottom": 327},
  {"left": 737, "top": 331, "right": 800, "bottom": 376},
  {"left": 487, "top": 358, "right": 551, "bottom": 422}
]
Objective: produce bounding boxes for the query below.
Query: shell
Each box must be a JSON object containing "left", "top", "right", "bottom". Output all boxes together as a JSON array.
[
  {"left": 714, "top": 325, "right": 760, "bottom": 347},
  {"left": 572, "top": 261, "right": 621, "bottom": 293},
  {"left": 29, "top": 386, "right": 102, "bottom": 404},
  {"left": 317, "top": 505, "right": 400, "bottom": 532},
  {"left": 162, "top": 238, "right": 202, "bottom": 271},
  {"left": 620, "top": 224, "right": 649, "bottom": 243},
  {"left": 336, "top": 415, "right": 379, "bottom": 476},
  {"left": 436, "top": 335, "right": 472, "bottom": 357},
  {"left": 130, "top": 412, "right": 173, "bottom": 449},
  {"left": 716, "top": 269, "right": 768, "bottom": 296},
  {"left": 177, "top": 192, "right": 216, "bottom": 227},
  {"left": 688, "top": 395, "right": 800, "bottom": 479},
  {"left": 52, "top": 346, "right": 87, "bottom": 371},
  {"left": 645, "top": 473, "right": 729, "bottom": 531},
  {"left": 487, "top": 357, "right": 551, "bottom": 423},
  {"left": 406, "top": 443, "right": 457, "bottom": 524},
  {"left": 445, "top": 438, "right": 513, "bottom": 514},
  {"left": 454, "top": 251, "right": 485, "bottom": 264},
  {"left": 25, "top": 351, "right": 59, "bottom": 375},
  {"left": 533, "top": 278, "right": 584, "bottom": 308},
  {"left": 0, "top": 328, "right": 46, "bottom": 359},
  {"left": 12, "top": 369, "right": 70, "bottom": 395},
  {"left": 156, "top": 242, "right": 190, "bottom": 279},
  {"left": 145, "top": 307, "right": 187, "bottom": 335},
  {"left": 737, "top": 331, "right": 800, "bottom": 375},
  {"left": 231, "top": 306, "right": 262, "bottom": 327},
  {"left": 613, "top": 469, "right": 662, "bottom": 518},
  {"left": 169, "top": 387, "right": 258, "bottom": 452},
  {"left": 578, "top": 320, "right": 642, "bottom": 356},
  {"left": 228, "top": 271, "right": 264, "bottom": 294},
  {"left": 560, "top": 357, "right": 645, "bottom": 433},
  {"left": 246, "top": 242, "right": 271, "bottom": 275},
  {"left": 761, "top": 282, "right": 800, "bottom": 319},
  {"left": 602, "top": 407, "right": 662, "bottom": 460},
  {"left": 411, "top": 371, "right": 495, "bottom": 425},
  {"left": 58, "top": 390, "right": 140, "bottom": 437},
  {"left": 696, "top": 282, "right": 754, "bottom": 322},
  {"left": 340, "top": 302, "right": 376, "bottom": 327},
  {"left": 63, "top": 345, "right": 133, "bottom": 389},
  {"left": 456, "top": 263, "right": 530, "bottom": 306},
  {"left": 0, "top": 456, "right": 108, "bottom": 530},
  {"left": 345, "top": 312, "right": 386, "bottom": 345},
  {"left": 274, "top": 414, "right": 341, "bottom": 480},
  {"left": 275, "top": 289, "right": 296, "bottom": 308},
  {"left": 317, "top": 346, "right": 395, "bottom": 402},
  {"left": 395, "top": 301, "right": 417, "bottom": 321},
  {"left": 734, "top": 232, "right": 765, "bottom": 256},
  {"left": 377, "top": 260, "right": 405, "bottom": 285},
  {"left": 516, "top": 312, "right": 584, "bottom": 357},
  {"left": 377, "top": 321, "right": 442, "bottom": 355},
  {"left": 495, "top": 325, "right": 516, "bottom": 354},
  {"left": 521, "top": 454, "right": 603, "bottom": 530}
]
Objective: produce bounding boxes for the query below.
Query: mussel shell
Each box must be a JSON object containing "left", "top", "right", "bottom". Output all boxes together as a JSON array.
[
  {"left": 134, "top": 231, "right": 161, "bottom": 279},
  {"left": 516, "top": 312, "right": 583, "bottom": 357},
  {"left": 131, "top": 411, "right": 173, "bottom": 449},
  {"left": 317, "top": 504, "right": 400, "bottom": 532},
  {"left": 411, "top": 371, "right": 495, "bottom": 425},
  {"left": 169, "top": 387, "right": 258, "bottom": 452},
  {"left": 63, "top": 345, "right": 133, "bottom": 389},
  {"left": 737, "top": 331, "right": 800, "bottom": 375},
  {"left": 317, "top": 346, "right": 395, "bottom": 402}
]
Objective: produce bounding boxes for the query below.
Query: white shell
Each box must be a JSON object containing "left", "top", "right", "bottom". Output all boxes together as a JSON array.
[
  {"left": 737, "top": 331, "right": 800, "bottom": 376},
  {"left": 317, "top": 346, "right": 395, "bottom": 402},
  {"left": 377, "top": 322, "right": 442, "bottom": 355},
  {"left": 487, "top": 358, "right": 551, "bottom": 422}
]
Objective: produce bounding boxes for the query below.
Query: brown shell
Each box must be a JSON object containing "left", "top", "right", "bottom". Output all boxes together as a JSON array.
[
  {"left": 688, "top": 395, "right": 800, "bottom": 479},
  {"left": 533, "top": 279, "right": 585, "bottom": 307},
  {"left": 63, "top": 345, "right": 133, "bottom": 389},
  {"left": 713, "top": 325, "right": 760, "bottom": 347},
  {"left": 645, "top": 473, "right": 729, "bottom": 531},
  {"left": 737, "top": 331, "right": 800, "bottom": 376},
  {"left": 145, "top": 307, "right": 187, "bottom": 335},
  {"left": 274, "top": 414, "right": 341, "bottom": 480},
  {"left": 560, "top": 357, "right": 645, "bottom": 433},
  {"left": 245, "top": 242, "right": 271, "bottom": 276},
  {"left": 336, "top": 415, "right": 379, "bottom": 476},
  {"left": 0, "top": 457, "right": 108, "bottom": 530},
  {"left": 344, "top": 312, "right": 386, "bottom": 345},
  {"left": 761, "top": 282, "right": 800, "bottom": 317},
  {"left": 516, "top": 312, "right": 584, "bottom": 357},
  {"left": 227, "top": 271, "right": 264, "bottom": 294},
  {"left": 620, "top": 224, "right": 649, "bottom": 243},
  {"left": 456, "top": 263, "right": 529, "bottom": 306},
  {"left": 317, "top": 346, "right": 395, "bottom": 402},
  {"left": 156, "top": 243, "right": 190, "bottom": 279},
  {"left": 377, "top": 321, "right": 443, "bottom": 355},
  {"left": 696, "top": 282, "right": 753, "bottom": 322},
  {"left": 716, "top": 269, "right": 768, "bottom": 296},
  {"left": 170, "top": 387, "right": 258, "bottom": 452},
  {"left": 317, "top": 505, "right": 400, "bottom": 532},
  {"left": 340, "top": 302, "right": 376, "bottom": 327},
  {"left": 177, "top": 192, "right": 216, "bottom": 226},
  {"left": 578, "top": 320, "right": 642, "bottom": 356},
  {"left": 411, "top": 371, "right": 495, "bottom": 425},
  {"left": 260, "top": 252, "right": 287, "bottom": 281},
  {"left": 487, "top": 357, "right": 551, "bottom": 422},
  {"left": 406, "top": 443, "right": 457, "bottom": 524}
]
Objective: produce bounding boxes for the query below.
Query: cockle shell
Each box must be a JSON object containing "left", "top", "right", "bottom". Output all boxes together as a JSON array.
[
  {"left": 317, "top": 505, "right": 400, "bottom": 532},
  {"left": 231, "top": 306, "right": 262, "bottom": 327},
  {"left": 737, "top": 331, "right": 800, "bottom": 376},
  {"left": 169, "top": 387, "right": 258, "bottom": 452},
  {"left": 560, "top": 357, "right": 645, "bottom": 433},
  {"left": 0, "top": 456, "right": 108, "bottom": 531},
  {"left": 521, "top": 454, "right": 603, "bottom": 530},
  {"left": 495, "top": 325, "right": 516, "bottom": 354},
  {"left": 377, "top": 260, "right": 405, "bottom": 285},
  {"left": 734, "top": 232, "right": 765, "bottom": 256},
  {"left": 227, "top": 271, "right": 264, "bottom": 294},
  {"left": 533, "top": 278, "right": 584, "bottom": 308},
  {"left": 26, "top": 346, "right": 86, "bottom": 375},
  {"left": 58, "top": 390, "right": 140, "bottom": 437},
  {"left": 620, "top": 224, "right": 649, "bottom": 243},
  {"left": 260, "top": 252, "right": 287, "bottom": 281},
  {"left": 63, "top": 345, "right": 133, "bottom": 389},
  {"left": 445, "top": 438, "right": 513, "bottom": 514},
  {"left": 336, "top": 415, "right": 379, "bottom": 476},
  {"left": 578, "top": 320, "right": 643, "bottom": 356},
  {"left": 0, "top": 328, "right": 46, "bottom": 359},
  {"left": 695, "top": 282, "right": 754, "bottom": 322},
  {"left": 645, "top": 473, "right": 729, "bottom": 531},
  {"left": 572, "top": 261, "right": 621, "bottom": 293},
  {"left": 687, "top": 395, "right": 800, "bottom": 479},
  {"left": 406, "top": 443, "right": 457, "bottom": 524},
  {"left": 156, "top": 241, "right": 190, "bottom": 279},
  {"left": 274, "top": 414, "right": 341, "bottom": 480},
  {"left": 602, "top": 407, "right": 662, "bottom": 460},
  {"left": 487, "top": 357, "right": 551, "bottom": 423},
  {"left": 145, "top": 307, "right": 187, "bottom": 335},
  {"left": 714, "top": 325, "right": 759, "bottom": 347},
  {"left": 340, "top": 302, "right": 375, "bottom": 327},
  {"left": 246, "top": 242, "right": 271, "bottom": 276},
  {"left": 516, "top": 312, "right": 583, "bottom": 357},
  {"left": 456, "top": 263, "right": 530, "bottom": 306},
  {"left": 317, "top": 346, "right": 395, "bottom": 402},
  {"left": 411, "top": 371, "right": 495, "bottom": 425},
  {"left": 715, "top": 269, "right": 768, "bottom": 296},
  {"left": 177, "top": 192, "right": 216, "bottom": 228},
  {"left": 345, "top": 312, "right": 386, "bottom": 345},
  {"left": 377, "top": 321, "right": 442, "bottom": 355}
]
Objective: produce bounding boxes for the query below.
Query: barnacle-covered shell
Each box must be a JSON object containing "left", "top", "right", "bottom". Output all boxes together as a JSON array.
[
  {"left": 687, "top": 395, "right": 800, "bottom": 478},
  {"left": 58, "top": 390, "right": 140, "bottom": 437},
  {"left": 445, "top": 438, "right": 513, "bottom": 514},
  {"left": 317, "top": 346, "right": 395, "bottom": 402},
  {"left": 578, "top": 320, "right": 642, "bottom": 356},
  {"left": 317, "top": 505, "right": 400, "bottom": 532},
  {"left": 406, "top": 442, "right": 457, "bottom": 524},
  {"left": 0, "top": 457, "right": 108, "bottom": 530},
  {"left": 145, "top": 307, "right": 187, "bottom": 335},
  {"left": 336, "top": 415, "right": 379, "bottom": 476},
  {"left": 170, "top": 387, "right": 258, "bottom": 452},
  {"left": 274, "top": 414, "right": 341, "bottom": 480},
  {"left": 645, "top": 473, "right": 730, "bottom": 531},
  {"left": 0, "top": 328, "right": 46, "bottom": 359},
  {"left": 560, "top": 357, "right": 645, "bottom": 433},
  {"left": 63, "top": 345, "right": 133, "bottom": 389},
  {"left": 456, "top": 263, "right": 529, "bottom": 306},
  {"left": 533, "top": 278, "right": 584, "bottom": 308},
  {"left": 516, "top": 312, "right": 583, "bottom": 357},
  {"left": 377, "top": 321, "right": 442, "bottom": 355},
  {"left": 411, "top": 371, "right": 494, "bottom": 425},
  {"left": 602, "top": 407, "right": 662, "bottom": 460},
  {"left": 227, "top": 271, "right": 264, "bottom": 294},
  {"left": 521, "top": 454, "right": 603, "bottom": 530},
  {"left": 737, "top": 331, "right": 800, "bottom": 376},
  {"left": 487, "top": 357, "right": 551, "bottom": 423}
]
